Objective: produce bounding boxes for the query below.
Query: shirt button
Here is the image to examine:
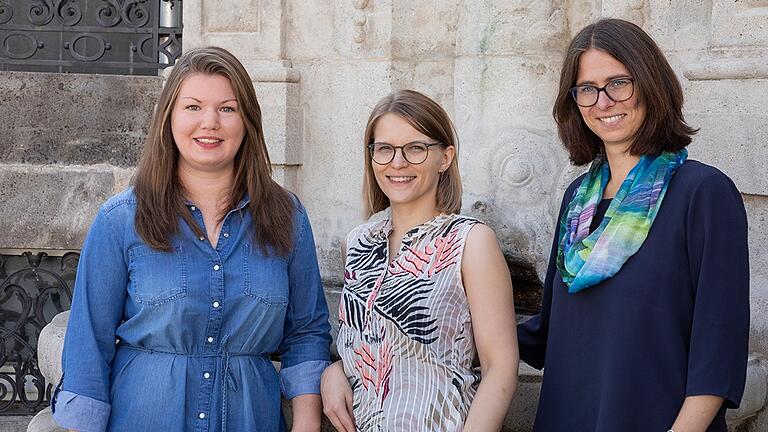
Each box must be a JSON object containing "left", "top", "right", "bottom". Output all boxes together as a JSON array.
[
  {"left": 203, "top": 372, "right": 211, "bottom": 379},
  {"left": 223, "top": 232, "right": 229, "bottom": 238},
  {"left": 190, "top": 206, "right": 197, "bottom": 211},
  {"left": 199, "top": 413, "right": 206, "bottom": 419},
  {"left": 213, "top": 264, "right": 220, "bottom": 271},
  {"left": 199, "top": 236, "right": 205, "bottom": 241},
  {"left": 207, "top": 337, "right": 214, "bottom": 343},
  {"left": 212, "top": 301, "right": 220, "bottom": 308}
]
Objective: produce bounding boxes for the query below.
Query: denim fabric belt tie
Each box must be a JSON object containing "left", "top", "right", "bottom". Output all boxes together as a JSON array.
[{"left": 120, "top": 342, "right": 269, "bottom": 432}]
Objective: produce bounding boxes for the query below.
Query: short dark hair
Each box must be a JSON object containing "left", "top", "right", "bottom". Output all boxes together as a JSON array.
[{"left": 552, "top": 18, "right": 697, "bottom": 165}]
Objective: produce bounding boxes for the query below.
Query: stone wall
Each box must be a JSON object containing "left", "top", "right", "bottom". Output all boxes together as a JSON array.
[
  {"left": 0, "top": 71, "right": 160, "bottom": 250},
  {"left": 279, "top": 0, "right": 768, "bottom": 428},
  {"left": 177, "top": 0, "right": 768, "bottom": 428},
  {"left": 7, "top": 0, "right": 767, "bottom": 430}
]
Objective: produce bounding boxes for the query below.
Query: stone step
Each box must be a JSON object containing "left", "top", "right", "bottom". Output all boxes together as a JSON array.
[{"left": 0, "top": 416, "right": 33, "bottom": 432}]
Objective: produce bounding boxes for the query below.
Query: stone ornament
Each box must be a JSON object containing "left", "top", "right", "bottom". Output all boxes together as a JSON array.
[{"left": 353, "top": 0, "right": 370, "bottom": 44}]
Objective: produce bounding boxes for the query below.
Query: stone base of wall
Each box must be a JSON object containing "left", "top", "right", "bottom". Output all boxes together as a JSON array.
[{"left": 0, "top": 416, "right": 34, "bottom": 432}]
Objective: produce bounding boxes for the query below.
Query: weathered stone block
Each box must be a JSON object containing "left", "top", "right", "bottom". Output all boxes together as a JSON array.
[
  {"left": 293, "top": 60, "right": 391, "bottom": 279},
  {"left": 503, "top": 364, "right": 542, "bottom": 432},
  {"left": 0, "top": 164, "right": 118, "bottom": 249},
  {"left": 0, "top": 72, "right": 160, "bottom": 167},
  {"left": 391, "top": 0, "right": 461, "bottom": 60},
  {"left": 285, "top": 0, "right": 393, "bottom": 60},
  {"left": 185, "top": 0, "right": 285, "bottom": 60},
  {"left": 255, "top": 81, "right": 303, "bottom": 166},
  {"left": 745, "top": 196, "right": 768, "bottom": 358},
  {"left": 455, "top": 0, "right": 568, "bottom": 57},
  {"left": 711, "top": 1, "right": 768, "bottom": 47},
  {"left": 204, "top": 0, "right": 263, "bottom": 33},
  {"left": 683, "top": 80, "right": 768, "bottom": 196},
  {"left": 272, "top": 164, "right": 300, "bottom": 194}
]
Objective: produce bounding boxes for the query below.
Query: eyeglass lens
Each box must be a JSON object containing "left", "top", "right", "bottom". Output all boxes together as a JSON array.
[
  {"left": 371, "top": 143, "right": 430, "bottom": 164},
  {"left": 572, "top": 78, "right": 634, "bottom": 107}
]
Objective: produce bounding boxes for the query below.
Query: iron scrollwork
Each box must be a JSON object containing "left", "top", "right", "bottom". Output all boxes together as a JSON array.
[
  {"left": 0, "top": 251, "right": 77, "bottom": 415},
  {"left": 65, "top": 33, "right": 110, "bottom": 61},
  {"left": 1, "top": 0, "right": 183, "bottom": 75},
  {"left": 95, "top": 0, "right": 121, "bottom": 27},
  {"left": 25, "top": 0, "right": 81, "bottom": 26},
  {"left": 122, "top": 0, "right": 150, "bottom": 27},
  {"left": 0, "top": 1, "right": 13, "bottom": 25},
  {"left": 57, "top": 0, "right": 83, "bottom": 26},
  {"left": 0, "top": 33, "right": 42, "bottom": 59},
  {"left": 26, "top": 0, "right": 54, "bottom": 26}
]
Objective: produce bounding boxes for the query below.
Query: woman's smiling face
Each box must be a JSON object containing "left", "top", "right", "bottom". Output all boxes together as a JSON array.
[
  {"left": 575, "top": 48, "right": 646, "bottom": 153},
  {"left": 171, "top": 73, "right": 245, "bottom": 175},
  {"left": 371, "top": 113, "right": 454, "bottom": 211}
]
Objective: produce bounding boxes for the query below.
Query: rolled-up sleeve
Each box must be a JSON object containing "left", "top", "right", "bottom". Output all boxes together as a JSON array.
[
  {"left": 684, "top": 171, "right": 749, "bottom": 408},
  {"left": 279, "top": 204, "right": 332, "bottom": 399},
  {"left": 52, "top": 391, "right": 110, "bottom": 432},
  {"left": 53, "top": 206, "right": 128, "bottom": 430}
]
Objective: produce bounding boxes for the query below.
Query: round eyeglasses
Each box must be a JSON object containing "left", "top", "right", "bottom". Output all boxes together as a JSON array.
[
  {"left": 367, "top": 141, "right": 445, "bottom": 165},
  {"left": 569, "top": 77, "right": 635, "bottom": 107}
]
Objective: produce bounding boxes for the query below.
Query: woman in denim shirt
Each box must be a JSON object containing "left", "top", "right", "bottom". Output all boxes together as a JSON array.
[{"left": 52, "top": 47, "right": 332, "bottom": 432}]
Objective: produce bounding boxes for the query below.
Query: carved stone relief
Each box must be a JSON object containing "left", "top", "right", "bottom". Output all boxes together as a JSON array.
[
  {"left": 456, "top": 0, "right": 568, "bottom": 56},
  {"left": 352, "top": 0, "right": 370, "bottom": 44}
]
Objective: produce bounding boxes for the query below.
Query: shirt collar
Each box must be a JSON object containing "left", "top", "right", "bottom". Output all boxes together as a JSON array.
[{"left": 371, "top": 213, "right": 451, "bottom": 243}]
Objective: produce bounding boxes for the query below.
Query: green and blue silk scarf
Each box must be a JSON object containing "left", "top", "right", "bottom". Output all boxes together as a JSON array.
[{"left": 556, "top": 149, "right": 687, "bottom": 293}]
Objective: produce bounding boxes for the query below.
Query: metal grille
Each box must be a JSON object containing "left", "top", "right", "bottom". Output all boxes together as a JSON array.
[
  {"left": 0, "top": 0, "right": 182, "bottom": 75},
  {"left": 0, "top": 250, "right": 77, "bottom": 415}
]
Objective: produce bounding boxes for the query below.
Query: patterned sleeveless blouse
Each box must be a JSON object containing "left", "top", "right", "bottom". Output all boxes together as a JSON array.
[{"left": 337, "top": 213, "right": 482, "bottom": 431}]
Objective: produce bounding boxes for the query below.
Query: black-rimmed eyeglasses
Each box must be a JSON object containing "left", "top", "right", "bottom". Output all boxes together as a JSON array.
[
  {"left": 368, "top": 141, "right": 445, "bottom": 165},
  {"left": 569, "top": 77, "right": 635, "bottom": 107}
]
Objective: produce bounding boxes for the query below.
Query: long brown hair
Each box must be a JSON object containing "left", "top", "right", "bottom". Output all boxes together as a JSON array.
[
  {"left": 362, "top": 90, "right": 462, "bottom": 218},
  {"left": 552, "top": 18, "right": 697, "bottom": 165},
  {"left": 133, "top": 47, "right": 295, "bottom": 255}
]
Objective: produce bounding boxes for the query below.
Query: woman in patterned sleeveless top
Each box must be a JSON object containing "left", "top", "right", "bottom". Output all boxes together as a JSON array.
[{"left": 321, "top": 90, "right": 519, "bottom": 431}]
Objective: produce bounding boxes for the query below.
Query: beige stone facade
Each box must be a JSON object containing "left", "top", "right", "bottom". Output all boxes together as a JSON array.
[
  {"left": 15, "top": 1, "right": 768, "bottom": 431},
  {"left": 178, "top": 1, "right": 768, "bottom": 429}
]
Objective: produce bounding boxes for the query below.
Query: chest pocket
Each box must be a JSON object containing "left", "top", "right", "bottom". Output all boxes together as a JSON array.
[
  {"left": 243, "top": 243, "right": 289, "bottom": 306},
  {"left": 128, "top": 245, "right": 188, "bottom": 306}
]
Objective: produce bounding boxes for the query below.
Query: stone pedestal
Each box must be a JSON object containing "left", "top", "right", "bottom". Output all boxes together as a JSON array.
[
  {"left": 27, "top": 409, "right": 65, "bottom": 432},
  {"left": 28, "top": 311, "right": 68, "bottom": 432}
]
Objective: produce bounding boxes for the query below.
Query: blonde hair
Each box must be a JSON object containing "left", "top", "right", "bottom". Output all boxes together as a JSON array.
[{"left": 362, "top": 90, "right": 462, "bottom": 217}]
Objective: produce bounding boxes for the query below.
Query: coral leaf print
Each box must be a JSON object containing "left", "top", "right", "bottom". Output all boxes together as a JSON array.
[
  {"left": 392, "top": 228, "right": 462, "bottom": 278},
  {"left": 353, "top": 337, "right": 394, "bottom": 402},
  {"left": 336, "top": 215, "right": 483, "bottom": 430}
]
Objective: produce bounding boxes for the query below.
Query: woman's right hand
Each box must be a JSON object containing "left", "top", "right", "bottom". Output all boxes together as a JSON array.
[{"left": 321, "top": 360, "right": 355, "bottom": 432}]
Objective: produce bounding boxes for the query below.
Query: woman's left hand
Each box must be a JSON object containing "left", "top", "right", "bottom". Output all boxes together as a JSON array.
[{"left": 321, "top": 361, "right": 356, "bottom": 432}]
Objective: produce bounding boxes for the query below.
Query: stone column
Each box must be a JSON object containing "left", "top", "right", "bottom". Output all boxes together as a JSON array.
[{"left": 183, "top": 0, "right": 304, "bottom": 193}]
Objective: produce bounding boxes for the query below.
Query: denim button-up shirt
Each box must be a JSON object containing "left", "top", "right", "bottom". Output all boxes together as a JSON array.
[{"left": 53, "top": 188, "right": 332, "bottom": 432}]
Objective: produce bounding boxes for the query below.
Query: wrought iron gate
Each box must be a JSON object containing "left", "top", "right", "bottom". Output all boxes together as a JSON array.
[
  {"left": 0, "top": 250, "right": 77, "bottom": 415},
  {"left": 0, "top": 0, "right": 182, "bottom": 75}
]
